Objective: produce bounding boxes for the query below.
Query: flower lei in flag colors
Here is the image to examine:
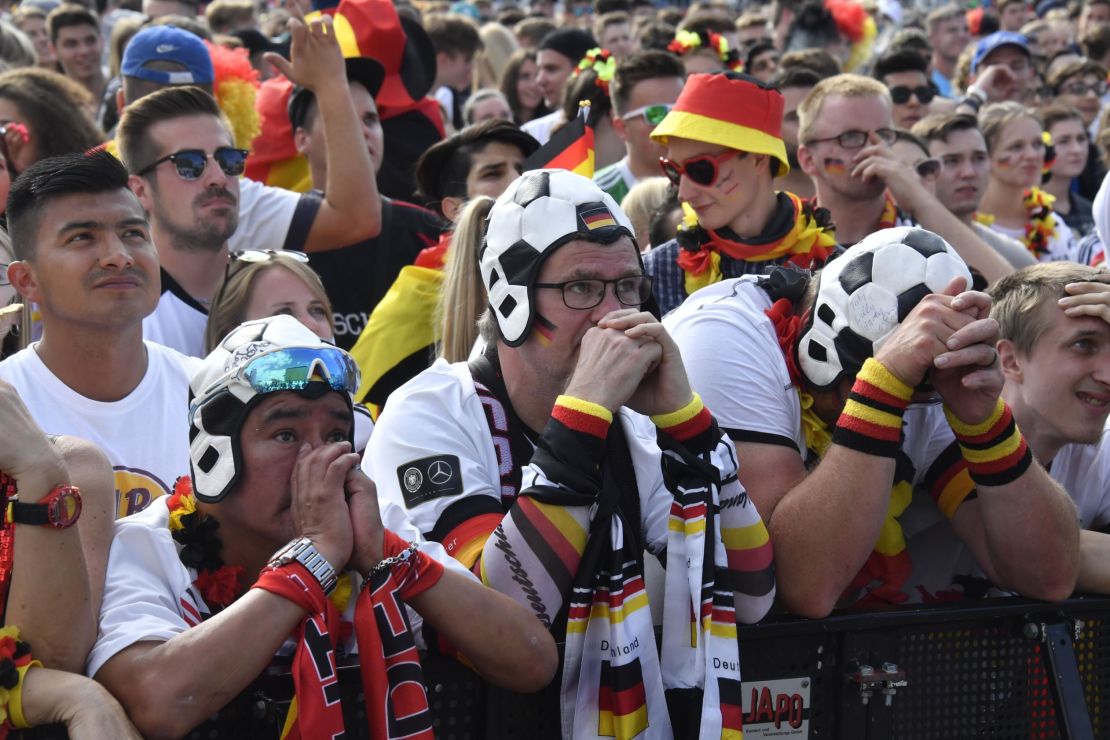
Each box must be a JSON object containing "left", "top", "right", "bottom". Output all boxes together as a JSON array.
[
  {"left": 1022, "top": 187, "right": 1057, "bottom": 259},
  {"left": 763, "top": 297, "right": 916, "bottom": 606},
  {"left": 676, "top": 191, "right": 836, "bottom": 296},
  {"left": 0, "top": 626, "right": 38, "bottom": 738},
  {"left": 574, "top": 48, "right": 616, "bottom": 95},
  {"left": 667, "top": 30, "right": 743, "bottom": 71},
  {"left": 1041, "top": 130, "right": 1055, "bottom": 176}
]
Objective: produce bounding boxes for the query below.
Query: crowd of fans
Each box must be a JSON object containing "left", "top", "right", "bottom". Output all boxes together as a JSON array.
[{"left": 0, "top": 0, "right": 1108, "bottom": 736}]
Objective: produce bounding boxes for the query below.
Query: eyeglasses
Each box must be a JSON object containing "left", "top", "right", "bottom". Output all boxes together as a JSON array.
[
  {"left": 659, "top": 149, "right": 743, "bottom": 187},
  {"left": 136, "top": 147, "right": 249, "bottom": 180},
  {"left": 889, "top": 85, "right": 936, "bottom": 105},
  {"left": 211, "top": 250, "right": 311, "bottom": 314},
  {"left": 914, "top": 158, "right": 941, "bottom": 179},
  {"left": 621, "top": 103, "right": 673, "bottom": 126},
  {"left": 0, "top": 262, "right": 8, "bottom": 287},
  {"left": 534, "top": 275, "right": 653, "bottom": 310},
  {"left": 1061, "top": 81, "right": 1108, "bottom": 97},
  {"left": 804, "top": 128, "right": 898, "bottom": 149}
]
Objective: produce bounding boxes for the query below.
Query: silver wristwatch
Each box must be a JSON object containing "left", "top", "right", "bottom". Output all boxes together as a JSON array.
[{"left": 268, "top": 537, "right": 338, "bottom": 595}]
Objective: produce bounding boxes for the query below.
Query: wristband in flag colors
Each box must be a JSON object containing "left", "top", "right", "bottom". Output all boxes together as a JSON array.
[
  {"left": 553, "top": 395, "right": 613, "bottom": 439},
  {"left": 944, "top": 399, "right": 1033, "bottom": 488},
  {"left": 832, "top": 358, "right": 913, "bottom": 458}
]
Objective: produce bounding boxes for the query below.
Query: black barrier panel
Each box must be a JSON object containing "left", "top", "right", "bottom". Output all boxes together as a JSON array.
[{"left": 15, "top": 596, "right": 1110, "bottom": 739}]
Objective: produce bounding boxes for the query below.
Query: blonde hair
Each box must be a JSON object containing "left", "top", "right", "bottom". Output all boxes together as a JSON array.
[
  {"left": 989, "top": 262, "right": 1106, "bottom": 355},
  {"left": 978, "top": 101, "right": 1041, "bottom": 152},
  {"left": 437, "top": 196, "right": 494, "bottom": 363},
  {"left": 620, "top": 177, "right": 672, "bottom": 250},
  {"left": 475, "top": 22, "right": 518, "bottom": 89},
  {"left": 204, "top": 256, "right": 333, "bottom": 353},
  {"left": 798, "top": 74, "right": 890, "bottom": 145}
]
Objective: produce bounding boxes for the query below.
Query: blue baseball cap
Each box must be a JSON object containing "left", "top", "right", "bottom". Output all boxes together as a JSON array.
[
  {"left": 971, "top": 31, "right": 1031, "bottom": 74},
  {"left": 122, "top": 26, "right": 214, "bottom": 85}
]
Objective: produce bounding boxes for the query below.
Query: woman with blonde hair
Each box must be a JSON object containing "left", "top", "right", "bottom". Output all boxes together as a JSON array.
[
  {"left": 204, "top": 250, "right": 333, "bottom": 354},
  {"left": 977, "top": 101, "right": 1077, "bottom": 262},
  {"left": 205, "top": 250, "right": 375, "bottom": 444},
  {"left": 437, "top": 196, "right": 494, "bottom": 362},
  {"left": 475, "top": 22, "right": 518, "bottom": 90}
]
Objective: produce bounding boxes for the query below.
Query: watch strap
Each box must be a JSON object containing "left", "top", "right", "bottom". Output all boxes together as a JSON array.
[
  {"left": 7, "top": 485, "right": 81, "bottom": 528},
  {"left": 267, "top": 537, "right": 338, "bottom": 595}
]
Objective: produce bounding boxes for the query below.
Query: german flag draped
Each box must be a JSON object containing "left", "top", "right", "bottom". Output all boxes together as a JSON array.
[{"left": 523, "top": 111, "right": 595, "bottom": 177}]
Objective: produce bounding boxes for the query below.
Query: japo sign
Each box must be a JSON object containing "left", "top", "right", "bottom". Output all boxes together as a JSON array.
[{"left": 740, "top": 676, "right": 810, "bottom": 738}]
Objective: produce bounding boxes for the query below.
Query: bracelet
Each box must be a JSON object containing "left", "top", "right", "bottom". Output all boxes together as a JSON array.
[
  {"left": 364, "top": 541, "right": 419, "bottom": 583},
  {"left": 945, "top": 399, "right": 1033, "bottom": 488},
  {"left": 0, "top": 626, "right": 38, "bottom": 731},
  {"left": 831, "top": 358, "right": 913, "bottom": 459}
]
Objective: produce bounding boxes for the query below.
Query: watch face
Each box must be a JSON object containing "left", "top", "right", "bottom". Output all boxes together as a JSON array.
[{"left": 47, "top": 488, "right": 81, "bottom": 528}]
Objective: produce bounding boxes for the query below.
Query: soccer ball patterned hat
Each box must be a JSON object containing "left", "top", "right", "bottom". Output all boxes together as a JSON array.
[
  {"left": 479, "top": 169, "right": 636, "bottom": 347},
  {"left": 797, "top": 227, "right": 972, "bottom": 389}
]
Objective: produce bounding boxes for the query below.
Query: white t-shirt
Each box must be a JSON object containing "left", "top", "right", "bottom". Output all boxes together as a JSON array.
[
  {"left": 1050, "top": 425, "right": 1110, "bottom": 530},
  {"left": 227, "top": 177, "right": 300, "bottom": 255},
  {"left": 520, "top": 109, "right": 563, "bottom": 147},
  {"left": 0, "top": 341, "right": 200, "bottom": 518},
  {"left": 88, "top": 495, "right": 472, "bottom": 678},
  {"left": 988, "top": 213, "right": 1077, "bottom": 263}
]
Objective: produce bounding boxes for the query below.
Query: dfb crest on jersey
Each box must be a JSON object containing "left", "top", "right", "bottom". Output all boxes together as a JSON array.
[
  {"left": 479, "top": 169, "right": 635, "bottom": 346},
  {"left": 798, "top": 226, "right": 972, "bottom": 389}
]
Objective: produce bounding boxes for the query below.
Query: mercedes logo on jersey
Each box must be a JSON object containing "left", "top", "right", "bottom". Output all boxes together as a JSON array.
[
  {"left": 428, "top": 459, "right": 453, "bottom": 485},
  {"left": 396, "top": 454, "right": 463, "bottom": 508}
]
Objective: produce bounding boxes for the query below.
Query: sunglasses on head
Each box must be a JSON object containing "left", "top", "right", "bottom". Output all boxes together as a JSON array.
[
  {"left": 659, "top": 149, "right": 743, "bottom": 187},
  {"left": 211, "top": 250, "right": 311, "bottom": 314},
  {"left": 137, "top": 147, "right": 249, "bottom": 180},
  {"left": 621, "top": 103, "right": 673, "bottom": 126},
  {"left": 889, "top": 85, "right": 936, "bottom": 105}
]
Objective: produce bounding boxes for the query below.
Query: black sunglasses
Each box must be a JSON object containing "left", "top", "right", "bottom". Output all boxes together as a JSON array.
[
  {"left": 137, "top": 147, "right": 249, "bottom": 180},
  {"left": 889, "top": 85, "right": 936, "bottom": 105}
]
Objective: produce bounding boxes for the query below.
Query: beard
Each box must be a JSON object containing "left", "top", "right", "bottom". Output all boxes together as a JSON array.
[{"left": 153, "top": 186, "right": 239, "bottom": 253}]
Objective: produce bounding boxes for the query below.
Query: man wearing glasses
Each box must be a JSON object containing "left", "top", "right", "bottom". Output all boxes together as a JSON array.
[
  {"left": 116, "top": 17, "right": 381, "bottom": 357},
  {"left": 797, "top": 74, "right": 1014, "bottom": 283},
  {"left": 643, "top": 72, "right": 837, "bottom": 315},
  {"left": 593, "top": 50, "right": 686, "bottom": 205},
  {"left": 365, "top": 170, "right": 775, "bottom": 738}
]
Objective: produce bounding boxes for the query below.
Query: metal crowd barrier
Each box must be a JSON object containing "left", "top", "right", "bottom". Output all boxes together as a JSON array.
[{"left": 16, "top": 595, "right": 1110, "bottom": 739}]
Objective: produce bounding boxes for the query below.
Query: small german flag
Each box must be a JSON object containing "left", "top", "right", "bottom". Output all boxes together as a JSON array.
[{"left": 523, "top": 112, "right": 595, "bottom": 178}]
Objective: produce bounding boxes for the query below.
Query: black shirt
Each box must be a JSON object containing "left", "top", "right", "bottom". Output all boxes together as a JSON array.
[{"left": 283, "top": 192, "right": 445, "bottom": 350}]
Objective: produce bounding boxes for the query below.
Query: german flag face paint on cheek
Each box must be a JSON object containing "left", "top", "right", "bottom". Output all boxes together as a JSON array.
[
  {"left": 823, "top": 159, "right": 846, "bottom": 175},
  {"left": 534, "top": 313, "right": 557, "bottom": 345}
]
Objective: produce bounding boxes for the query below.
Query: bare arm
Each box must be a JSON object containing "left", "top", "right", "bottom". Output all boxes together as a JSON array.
[
  {"left": 265, "top": 10, "right": 381, "bottom": 253},
  {"left": 2, "top": 385, "right": 99, "bottom": 672},
  {"left": 949, "top": 468, "right": 1078, "bottom": 601},
  {"left": 94, "top": 590, "right": 309, "bottom": 739},
  {"left": 1076, "top": 529, "right": 1110, "bottom": 594},
  {"left": 747, "top": 442, "right": 897, "bottom": 618},
  {"left": 19, "top": 667, "right": 141, "bottom": 740},
  {"left": 407, "top": 567, "right": 558, "bottom": 691}
]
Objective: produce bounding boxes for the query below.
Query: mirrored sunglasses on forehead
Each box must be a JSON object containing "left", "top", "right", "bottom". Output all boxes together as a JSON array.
[
  {"left": 136, "top": 147, "right": 249, "bottom": 180},
  {"left": 212, "top": 250, "right": 311, "bottom": 310}
]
